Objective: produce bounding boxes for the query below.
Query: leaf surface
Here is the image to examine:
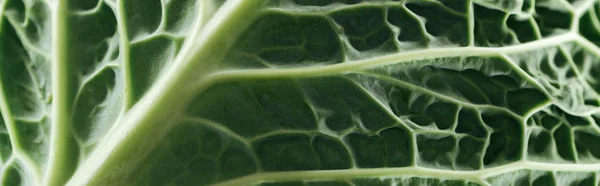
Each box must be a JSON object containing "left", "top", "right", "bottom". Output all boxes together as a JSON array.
[{"left": 0, "top": 0, "right": 600, "bottom": 185}]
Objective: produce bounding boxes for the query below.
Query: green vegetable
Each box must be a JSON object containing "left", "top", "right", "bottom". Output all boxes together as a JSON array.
[{"left": 1, "top": 0, "right": 600, "bottom": 185}]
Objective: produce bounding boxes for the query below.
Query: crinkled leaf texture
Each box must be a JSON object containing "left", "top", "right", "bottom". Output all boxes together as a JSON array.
[{"left": 1, "top": 0, "right": 600, "bottom": 185}]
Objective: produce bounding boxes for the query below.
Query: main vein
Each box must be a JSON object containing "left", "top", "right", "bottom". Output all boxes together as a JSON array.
[{"left": 45, "top": 0, "right": 77, "bottom": 185}]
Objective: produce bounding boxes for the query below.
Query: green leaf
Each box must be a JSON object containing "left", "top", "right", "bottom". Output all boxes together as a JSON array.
[{"left": 0, "top": 0, "right": 600, "bottom": 185}]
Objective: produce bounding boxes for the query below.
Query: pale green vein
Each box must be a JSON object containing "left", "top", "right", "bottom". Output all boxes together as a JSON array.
[
  {"left": 180, "top": 116, "right": 250, "bottom": 147},
  {"left": 71, "top": 0, "right": 104, "bottom": 16},
  {"left": 468, "top": 0, "right": 475, "bottom": 46},
  {"left": 343, "top": 75, "right": 414, "bottom": 133},
  {"left": 129, "top": 32, "right": 184, "bottom": 45},
  {"left": 115, "top": 0, "right": 134, "bottom": 108},
  {"left": 270, "top": 1, "right": 402, "bottom": 14},
  {"left": 529, "top": 18, "right": 544, "bottom": 40},
  {"left": 569, "top": 35, "right": 600, "bottom": 115},
  {"left": 521, "top": 101, "right": 553, "bottom": 120},
  {"left": 586, "top": 115, "right": 600, "bottom": 134},
  {"left": 0, "top": 157, "right": 16, "bottom": 184},
  {"left": 559, "top": 45, "right": 600, "bottom": 103},
  {"left": 574, "top": 0, "right": 598, "bottom": 18},
  {"left": 80, "top": 64, "right": 115, "bottom": 86},
  {"left": 575, "top": 34, "right": 600, "bottom": 64},
  {"left": 249, "top": 129, "right": 320, "bottom": 142},
  {"left": 495, "top": 54, "right": 557, "bottom": 116},
  {"left": 558, "top": 0, "right": 576, "bottom": 13},
  {"left": 358, "top": 71, "right": 523, "bottom": 119},
  {"left": 583, "top": 3, "right": 600, "bottom": 35},
  {"left": 3, "top": 17, "right": 50, "bottom": 59},
  {"left": 213, "top": 160, "right": 600, "bottom": 186},
  {"left": 45, "top": 0, "right": 76, "bottom": 185}
]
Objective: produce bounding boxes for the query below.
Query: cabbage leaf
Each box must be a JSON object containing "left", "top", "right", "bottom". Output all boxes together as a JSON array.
[{"left": 1, "top": 0, "right": 600, "bottom": 185}]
